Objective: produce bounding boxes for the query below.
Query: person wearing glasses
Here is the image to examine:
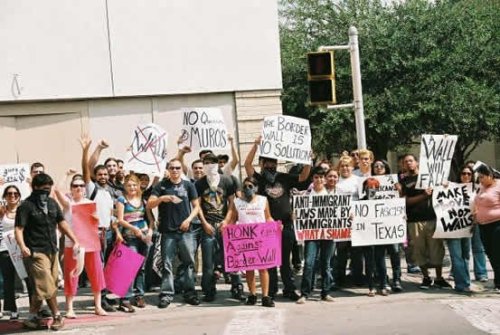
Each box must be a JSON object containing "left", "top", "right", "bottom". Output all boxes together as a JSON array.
[
  {"left": 54, "top": 172, "right": 107, "bottom": 318},
  {"left": 147, "top": 159, "right": 201, "bottom": 308},
  {"left": 0, "top": 185, "right": 22, "bottom": 320}
]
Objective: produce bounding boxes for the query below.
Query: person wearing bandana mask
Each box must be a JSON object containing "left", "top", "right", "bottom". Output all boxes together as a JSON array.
[
  {"left": 244, "top": 135, "right": 311, "bottom": 301},
  {"left": 15, "top": 173, "right": 79, "bottom": 331},
  {"left": 195, "top": 154, "right": 241, "bottom": 302}
]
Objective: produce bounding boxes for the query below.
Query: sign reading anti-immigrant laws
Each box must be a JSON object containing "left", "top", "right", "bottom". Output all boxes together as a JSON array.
[
  {"left": 260, "top": 115, "right": 312, "bottom": 165},
  {"left": 180, "top": 108, "right": 228, "bottom": 151},
  {"left": 125, "top": 123, "right": 168, "bottom": 176},
  {"left": 223, "top": 221, "right": 282, "bottom": 272},
  {"left": 351, "top": 198, "right": 406, "bottom": 247},
  {"left": 432, "top": 182, "right": 473, "bottom": 239},
  {"left": 293, "top": 194, "right": 352, "bottom": 242},
  {"left": 416, "top": 134, "right": 457, "bottom": 189}
]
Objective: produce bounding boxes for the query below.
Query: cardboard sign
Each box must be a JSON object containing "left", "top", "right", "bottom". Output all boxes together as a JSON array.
[
  {"left": 416, "top": 134, "right": 457, "bottom": 189},
  {"left": 0, "top": 163, "right": 30, "bottom": 200},
  {"left": 260, "top": 115, "right": 312, "bottom": 165},
  {"left": 358, "top": 174, "right": 400, "bottom": 199},
  {"left": 72, "top": 202, "right": 100, "bottom": 252},
  {"left": 351, "top": 198, "right": 407, "bottom": 246},
  {"left": 125, "top": 123, "right": 168, "bottom": 176},
  {"left": 432, "top": 182, "right": 473, "bottom": 239},
  {"left": 293, "top": 194, "right": 352, "bottom": 242},
  {"left": 4, "top": 231, "right": 28, "bottom": 279},
  {"left": 104, "top": 243, "right": 145, "bottom": 297},
  {"left": 180, "top": 108, "right": 228, "bottom": 150},
  {"left": 223, "top": 221, "right": 282, "bottom": 272}
]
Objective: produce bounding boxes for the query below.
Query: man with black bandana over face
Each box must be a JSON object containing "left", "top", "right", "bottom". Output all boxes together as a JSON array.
[{"left": 245, "top": 135, "right": 311, "bottom": 301}]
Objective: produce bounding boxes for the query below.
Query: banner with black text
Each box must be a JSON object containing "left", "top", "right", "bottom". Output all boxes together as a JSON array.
[
  {"left": 180, "top": 108, "right": 228, "bottom": 151},
  {"left": 416, "top": 134, "right": 457, "bottom": 189}
]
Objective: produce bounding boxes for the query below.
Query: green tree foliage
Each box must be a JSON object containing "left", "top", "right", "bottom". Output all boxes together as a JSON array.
[{"left": 280, "top": 0, "right": 499, "bottom": 170}]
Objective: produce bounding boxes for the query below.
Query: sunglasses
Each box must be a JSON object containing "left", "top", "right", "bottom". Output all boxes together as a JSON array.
[
  {"left": 71, "top": 184, "right": 86, "bottom": 188},
  {"left": 461, "top": 172, "right": 472, "bottom": 176},
  {"left": 6, "top": 192, "right": 20, "bottom": 197},
  {"left": 373, "top": 164, "right": 385, "bottom": 168},
  {"left": 169, "top": 166, "right": 182, "bottom": 170},
  {"left": 243, "top": 184, "right": 255, "bottom": 189}
]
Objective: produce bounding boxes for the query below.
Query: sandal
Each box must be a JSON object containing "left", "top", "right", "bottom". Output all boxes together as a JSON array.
[
  {"left": 95, "top": 308, "right": 108, "bottom": 316},
  {"left": 65, "top": 311, "right": 77, "bottom": 319},
  {"left": 118, "top": 301, "right": 135, "bottom": 313}
]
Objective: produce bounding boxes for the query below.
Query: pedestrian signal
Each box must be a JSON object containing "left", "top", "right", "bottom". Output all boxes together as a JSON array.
[{"left": 307, "top": 51, "right": 336, "bottom": 105}]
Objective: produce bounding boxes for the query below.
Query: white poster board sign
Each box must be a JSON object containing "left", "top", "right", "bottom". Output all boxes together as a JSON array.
[
  {"left": 351, "top": 198, "right": 407, "bottom": 247},
  {"left": 179, "top": 108, "right": 228, "bottom": 151},
  {"left": 5, "top": 231, "right": 28, "bottom": 279},
  {"left": 0, "top": 164, "right": 30, "bottom": 200},
  {"left": 358, "top": 174, "right": 400, "bottom": 200},
  {"left": 432, "top": 182, "right": 473, "bottom": 239},
  {"left": 416, "top": 134, "right": 457, "bottom": 189},
  {"left": 260, "top": 115, "right": 312, "bottom": 165},
  {"left": 124, "top": 123, "right": 168, "bottom": 177}
]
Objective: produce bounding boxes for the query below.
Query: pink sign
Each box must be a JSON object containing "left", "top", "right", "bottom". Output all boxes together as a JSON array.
[
  {"left": 223, "top": 221, "right": 282, "bottom": 272},
  {"left": 72, "top": 202, "right": 100, "bottom": 252},
  {"left": 104, "top": 243, "right": 145, "bottom": 297}
]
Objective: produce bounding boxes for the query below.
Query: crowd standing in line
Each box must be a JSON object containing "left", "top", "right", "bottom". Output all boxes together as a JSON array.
[{"left": 0, "top": 133, "right": 497, "bottom": 331}]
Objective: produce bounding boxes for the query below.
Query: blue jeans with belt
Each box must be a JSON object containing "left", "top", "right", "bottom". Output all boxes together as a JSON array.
[{"left": 301, "top": 240, "right": 334, "bottom": 297}]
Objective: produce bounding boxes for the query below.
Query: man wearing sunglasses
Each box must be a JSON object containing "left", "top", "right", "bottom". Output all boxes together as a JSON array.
[{"left": 148, "top": 158, "right": 201, "bottom": 309}]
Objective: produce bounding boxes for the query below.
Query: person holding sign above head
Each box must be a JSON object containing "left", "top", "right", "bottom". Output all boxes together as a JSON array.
[
  {"left": 221, "top": 176, "right": 275, "bottom": 307},
  {"left": 471, "top": 164, "right": 500, "bottom": 293},
  {"left": 116, "top": 174, "right": 155, "bottom": 312},
  {"left": 54, "top": 172, "right": 107, "bottom": 318},
  {"left": 296, "top": 167, "right": 335, "bottom": 304},
  {"left": 244, "top": 135, "right": 311, "bottom": 301},
  {"left": 0, "top": 185, "right": 22, "bottom": 320},
  {"left": 147, "top": 159, "right": 201, "bottom": 308},
  {"left": 399, "top": 154, "right": 451, "bottom": 290}
]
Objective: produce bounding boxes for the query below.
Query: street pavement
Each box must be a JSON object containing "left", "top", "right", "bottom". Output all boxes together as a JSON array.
[{"left": 1, "top": 266, "right": 499, "bottom": 334}]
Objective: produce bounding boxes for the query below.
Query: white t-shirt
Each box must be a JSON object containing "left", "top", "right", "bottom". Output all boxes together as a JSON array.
[
  {"left": 337, "top": 175, "right": 360, "bottom": 200},
  {"left": 0, "top": 215, "right": 15, "bottom": 252},
  {"left": 86, "top": 182, "right": 113, "bottom": 229},
  {"left": 235, "top": 195, "right": 267, "bottom": 224}
]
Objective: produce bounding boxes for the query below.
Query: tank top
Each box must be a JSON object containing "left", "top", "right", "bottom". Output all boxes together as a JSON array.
[
  {"left": 0, "top": 215, "right": 15, "bottom": 252},
  {"left": 117, "top": 196, "right": 148, "bottom": 238},
  {"left": 235, "top": 195, "right": 267, "bottom": 224}
]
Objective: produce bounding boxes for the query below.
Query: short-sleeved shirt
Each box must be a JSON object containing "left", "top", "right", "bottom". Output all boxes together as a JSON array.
[
  {"left": 151, "top": 179, "right": 198, "bottom": 233},
  {"left": 15, "top": 195, "right": 64, "bottom": 254},
  {"left": 195, "top": 175, "right": 235, "bottom": 226},
  {"left": 400, "top": 174, "right": 436, "bottom": 222},
  {"left": 117, "top": 196, "right": 148, "bottom": 238},
  {"left": 336, "top": 175, "right": 360, "bottom": 200},
  {"left": 253, "top": 171, "right": 300, "bottom": 225},
  {"left": 86, "top": 181, "right": 114, "bottom": 229}
]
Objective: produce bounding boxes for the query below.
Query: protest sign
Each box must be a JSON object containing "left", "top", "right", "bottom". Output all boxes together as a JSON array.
[
  {"left": 358, "top": 174, "right": 400, "bottom": 200},
  {"left": 351, "top": 198, "right": 407, "bottom": 247},
  {"left": 125, "top": 123, "right": 168, "bottom": 176},
  {"left": 179, "top": 108, "right": 228, "bottom": 151},
  {"left": 72, "top": 202, "right": 100, "bottom": 252},
  {"left": 416, "top": 134, "right": 457, "bottom": 189},
  {"left": 104, "top": 243, "right": 145, "bottom": 297},
  {"left": 293, "top": 194, "right": 352, "bottom": 242},
  {"left": 4, "top": 231, "right": 28, "bottom": 279},
  {"left": 432, "top": 182, "right": 473, "bottom": 239},
  {"left": 223, "top": 221, "right": 282, "bottom": 272},
  {"left": 260, "top": 115, "right": 312, "bottom": 165},
  {"left": 0, "top": 163, "right": 30, "bottom": 200}
]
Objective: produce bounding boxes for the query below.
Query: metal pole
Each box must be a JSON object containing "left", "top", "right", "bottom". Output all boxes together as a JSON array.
[{"left": 349, "top": 26, "right": 367, "bottom": 149}]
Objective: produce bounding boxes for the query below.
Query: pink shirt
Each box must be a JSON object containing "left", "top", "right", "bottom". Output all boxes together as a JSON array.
[{"left": 474, "top": 180, "right": 500, "bottom": 224}]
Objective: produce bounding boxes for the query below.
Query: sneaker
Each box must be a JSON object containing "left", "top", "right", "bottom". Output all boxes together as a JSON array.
[
  {"left": 321, "top": 295, "right": 335, "bottom": 302},
  {"left": 296, "top": 296, "right": 306, "bottom": 304},
  {"left": 407, "top": 265, "right": 421, "bottom": 274},
  {"left": 479, "top": 277, "right": 489, "bottom": 283},
  {"left": 245, "top": 295, "right": 257, "bottom": 305},
  {"left": 101, "top": 299, "right": 116, "bottom": 312},
  {"left": 50, "top": 315, "right": 64, "bottom": 331},
  {"left": 185, "top": 295, "right": 200, "bottom": 306},
  {"left": 367, "top": 289, "right": 376, "bottom": 297},
  {"left": 231, "top": 284, "right": 245, "bottom": 301},
  {"left": 158, "top": 297, "right": 170, "bottom": 309},
  {"left": 10, "top": 312, "right": 19, "bottom": 320},
  {"left": 392, "top": 280, "right": 403, "bottom": 292},
  {"left": 420, "top": 277, "right": 433, "bottom": 289},
  {"left": 262, "top": 296, "right": 275, "bottom": 307},
  {"left": 23, "top": 317, "right": 44, "bottom": 330},
  {"left": 378, "top": 288, "right": 389, "bottom": 296},
  {"left": 493, "top": 287, "right": 500, "bottom": 294},
  {"left": 134, "top": 296, "right": 146, "bottom": 308},
  {"left": 118, "top": 301, "right": 135, "bottom": 313},
  {"left": 434, "top": 277, "right": 452, "bottom": 289},
  {"left": 283, "top": 290, "right": 301, "bottom": 301}
]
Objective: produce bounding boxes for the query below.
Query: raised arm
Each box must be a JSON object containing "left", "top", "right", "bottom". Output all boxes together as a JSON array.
[
  {"left": 244, "top": 135, "right": 261, "bottom": 177},
  {"left": 88, "top": 139, "right": 109, "bottom": 179},
  {"left": 54, "top": 169, "right": 76, "bottom": 211},
  {"left": 227, "top": 134, "right": 240, "bottom": 171},
  {"left": 298, "top": 164, "right": 312, "bottom": 182},
  {"left": 79, "top": 134, "right": 92, "bottom": 183}
]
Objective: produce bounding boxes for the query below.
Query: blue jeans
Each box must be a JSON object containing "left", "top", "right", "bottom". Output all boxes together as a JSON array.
[
  {"left": 160, "top": 231, "right": 197, "bottom": 301},
  {"left": 301, "top": 240, "right": 334, "bottom": 297},
  {"left": 374, "top": 244, "right": 401, "bottom": 287},
  {"left": 447, "top": 238, "right": 471, "bottom": 291},
  {"left": 471, "top": 224, "right": 488, "bottom": 280},
  {"left": 124, "top": 237, "right": 150, "bottom": 299}
]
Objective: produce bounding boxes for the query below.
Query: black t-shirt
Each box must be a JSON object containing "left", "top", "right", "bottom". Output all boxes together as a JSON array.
[
  {"left": 195, "top": 176, "right": 235, "bottom": 226},
  {"left": 151, "top": 179, "right": 198, "bottom": 233},
  {"left": 253, "top": 171, "right": 300, "bottom": 225},
  {"left": 400, "top": 174, "right": 436, "bottom": 222},
  {"left": 15, "top": 196, "right": 64, "bottom": 254}
]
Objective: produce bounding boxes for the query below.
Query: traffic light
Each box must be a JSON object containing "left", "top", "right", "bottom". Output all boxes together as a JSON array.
[{"left": 307, "top": 51, "right": 336, "bottom": 105}]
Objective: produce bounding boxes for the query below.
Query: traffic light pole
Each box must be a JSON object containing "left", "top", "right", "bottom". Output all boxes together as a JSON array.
[{"left": 319, "top": 26, "right": 367, "bottom": 149}]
